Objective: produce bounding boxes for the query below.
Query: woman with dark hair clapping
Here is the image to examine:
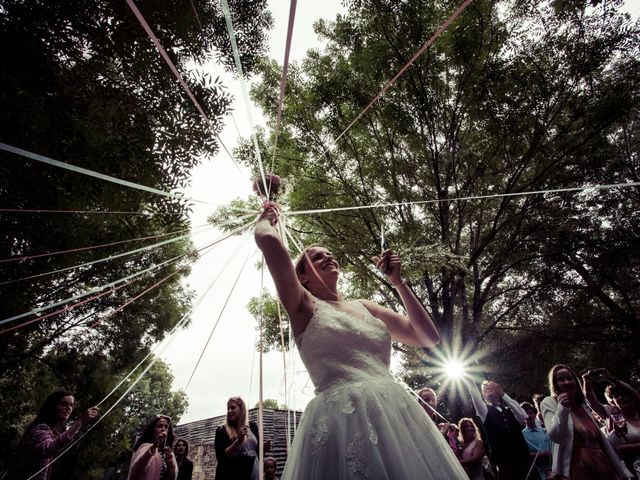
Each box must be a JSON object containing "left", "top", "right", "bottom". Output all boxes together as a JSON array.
[
  {"left": 540, "top": 364, "right": 631, "bottom": 479},
  {"left": 127, "top": 415, "right": 177, "bottom": 480},
  {"left": 6, "top": 390, "right": 99, "bottom": 480}
]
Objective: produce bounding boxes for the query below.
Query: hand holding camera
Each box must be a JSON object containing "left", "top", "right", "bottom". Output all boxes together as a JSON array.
[{"left": 583, "top": 368, "right": 607, "bottom": 382}]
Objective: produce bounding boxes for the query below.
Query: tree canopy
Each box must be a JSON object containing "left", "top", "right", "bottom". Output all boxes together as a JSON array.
[
  {"left": 225, "top": 0, "right": 639, "bottom": 403},
  {"left": 0, "top": 0, "right": 272, "bottom": 476},
  {"left": 255, "top": 398, "right": 289, "bottom": 409}
]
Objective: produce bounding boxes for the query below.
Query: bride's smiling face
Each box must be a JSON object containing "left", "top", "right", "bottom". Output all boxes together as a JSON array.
[{"left": 298, "top": 246, "right": 340, "bottom": 287}]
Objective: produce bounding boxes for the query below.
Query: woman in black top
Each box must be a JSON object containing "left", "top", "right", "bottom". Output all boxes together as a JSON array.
[
  {"left": 214, "top": 397, "right": 260, "bottom": 480},
  {"left": 174, "top": 438, "right": 193, "bottom": 480}
]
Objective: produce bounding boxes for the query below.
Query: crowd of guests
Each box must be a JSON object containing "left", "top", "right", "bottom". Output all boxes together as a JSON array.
[
  {"left": 124, "top": 395, "right": 275, "bottom": 480},
  {"left": 418, "top": 366, "right": 640, "bottom": 479},
  {"left": 5, "top": 365, "right": 639, "bottom": 480},
  {"left": 124, "top": 395, "right": 276, "bottom": 480},
  {"left": 6, "top": 184, "right": 639, "bottom": 480}
]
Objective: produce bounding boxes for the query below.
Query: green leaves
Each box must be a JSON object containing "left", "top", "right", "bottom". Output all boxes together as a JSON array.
[
  {"left": 234, "top": 0, "right": 640, "bottom": 396},
  {"left": 247, "top": 291, "right": 291, "bottom": 353},
  {"left": 0, "top": 0, "right": 271, "bottom": 475}
]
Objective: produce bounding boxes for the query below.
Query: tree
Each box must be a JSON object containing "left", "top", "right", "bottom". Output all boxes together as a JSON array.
[
  {"left": 256, "top": 398, "right": 288, "bottom": 409},
  {"left": 224, "top": 0, "right": 639, "bottom": 403},
  {"left": 247, "top": 291, "right": 292, "bottom": 353},
  {"left": 0, "top": 0, "right": 272, "bottom": 474}
]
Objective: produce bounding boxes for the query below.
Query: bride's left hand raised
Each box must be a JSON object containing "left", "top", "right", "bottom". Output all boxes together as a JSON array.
[
  {"left": 372, "top": 249, "right": 402, "bottom": 285},
  {"left": 258, "top": 201, "right": 281, "bottom": 226}
]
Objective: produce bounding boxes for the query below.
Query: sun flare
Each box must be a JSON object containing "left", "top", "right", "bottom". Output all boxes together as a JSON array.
[{"left": 443, "top": 359, "right": 466, "bottom": 379}]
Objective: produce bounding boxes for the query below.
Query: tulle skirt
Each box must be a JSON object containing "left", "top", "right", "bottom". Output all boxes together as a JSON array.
[{"left": 282, "top": 377, "right": 467, "bottom": 479}]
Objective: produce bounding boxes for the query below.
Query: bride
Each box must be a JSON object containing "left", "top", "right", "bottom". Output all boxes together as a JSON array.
[{"left": 255, "top": 202, "right": 466, "bottom": 479}]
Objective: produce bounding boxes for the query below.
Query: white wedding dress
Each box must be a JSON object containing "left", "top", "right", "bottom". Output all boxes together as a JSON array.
[{"left": 281, "top": 298, "right": 467, "bottom": 479}]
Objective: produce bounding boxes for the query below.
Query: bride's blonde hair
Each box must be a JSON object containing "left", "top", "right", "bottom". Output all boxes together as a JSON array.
[{"left": 294, "top": 245, "right": 323, "bottom": 287}]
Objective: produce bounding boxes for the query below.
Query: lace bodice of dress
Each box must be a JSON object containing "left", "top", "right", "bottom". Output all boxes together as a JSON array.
[{"left": 296, "top": 299, "right": 392, "bottom": 394}]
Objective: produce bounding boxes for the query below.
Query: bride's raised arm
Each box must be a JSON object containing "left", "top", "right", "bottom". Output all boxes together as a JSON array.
[
  {"left": 254, "top": 202, "right": 312, "bottom": 335},
  {"left": 361, "top": 250, "right": 441, "bottom": 348}
]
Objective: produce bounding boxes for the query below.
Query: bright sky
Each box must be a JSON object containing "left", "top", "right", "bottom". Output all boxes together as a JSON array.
[
  {"left": 162, "top": 0, "right": 640, "bottom": 425},
  {"left": 162, "top": 0, "right": 347, "bottom": 424}
]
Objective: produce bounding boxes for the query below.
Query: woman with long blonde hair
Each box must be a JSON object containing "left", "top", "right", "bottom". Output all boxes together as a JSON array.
[
  {"left": 457, "top": 418, "right": 486, "bottom": 480},
  {"left": 214, "top": 396, "right": 261, "bottom": 480}
]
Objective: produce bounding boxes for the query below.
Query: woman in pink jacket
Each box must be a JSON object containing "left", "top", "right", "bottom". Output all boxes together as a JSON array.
[
  {"left": 6, "top": 390, "right": 99, "bottom": 480},
  {"left": 127, "top": 415, "right": 177, "bottom": 480}
]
